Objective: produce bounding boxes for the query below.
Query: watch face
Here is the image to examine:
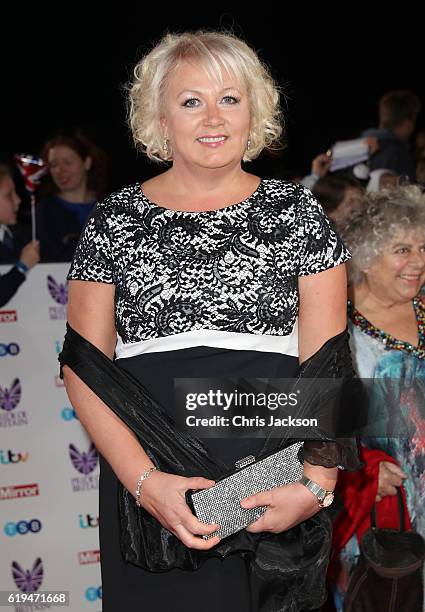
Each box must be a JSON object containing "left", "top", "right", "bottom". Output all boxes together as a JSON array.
[{"left": 321, "top": 492, "right": 334, "bottom": 507}]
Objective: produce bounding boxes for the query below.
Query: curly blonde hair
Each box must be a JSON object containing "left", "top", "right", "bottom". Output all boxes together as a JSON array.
[
  {"left": 339, "top": 185, "right": 425, "bottom": 285},
  {"left": 126, "top": 30, "right": 284, "bottom": 163}
]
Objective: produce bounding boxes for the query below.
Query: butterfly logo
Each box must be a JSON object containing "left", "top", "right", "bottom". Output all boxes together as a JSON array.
[
  {"left": 69, "top": 443, "right": 98, "bottom": 475},
  {"left": 12, "top": 557, "right": 43, "bottom": 592},
  {"left": 0, "top": 378, "right": 21, "bottom": 412},
  {"left": 47, "top": 276, "right": 68, "bottom": 305}
]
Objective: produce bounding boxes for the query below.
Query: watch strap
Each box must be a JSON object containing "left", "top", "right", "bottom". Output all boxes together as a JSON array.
[{"left": 299, "top": 475, "right": 334, "bottom": 506}]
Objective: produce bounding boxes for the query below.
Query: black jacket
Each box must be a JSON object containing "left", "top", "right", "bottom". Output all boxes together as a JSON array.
[
  {"left": 0, "top": 225, "right": 30, "bottom": 307},
  {"left": 362, "top": 127, "right": 416, "bottom": 181}
]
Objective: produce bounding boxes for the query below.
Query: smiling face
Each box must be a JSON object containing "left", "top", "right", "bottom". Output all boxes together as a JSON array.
[
  {"left": 159, "top": 60, "right": 251, "bottom": 171},
  {"left": 47, "top": 145, "right": 91, "bottom": 194},
  {"left": 364, "top": 229, "right": 425, "bottom": 302},
  {"left": 0, "top": 175, "right": 21, "bottom": 225}
]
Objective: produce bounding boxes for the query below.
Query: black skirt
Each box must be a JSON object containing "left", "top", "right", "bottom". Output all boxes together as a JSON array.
[{"left": 98, "top": 349, "right": 328, "bottom": 612}]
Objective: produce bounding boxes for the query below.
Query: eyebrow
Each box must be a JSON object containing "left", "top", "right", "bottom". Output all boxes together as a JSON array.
[
  {"left": 392, "top": 243, "right": 425, "bottom": 248},
  {"left": 177, "top": 87, "right": 242, "bottom": 97}
]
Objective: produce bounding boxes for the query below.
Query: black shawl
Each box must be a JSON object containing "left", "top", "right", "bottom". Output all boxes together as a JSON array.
[{"left": 58, "top": 325, "right": 360, "bottom": 612}]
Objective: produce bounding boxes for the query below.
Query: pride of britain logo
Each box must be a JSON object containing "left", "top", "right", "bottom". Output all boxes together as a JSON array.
[
  {"left": 48, "top": 276, "right": 68, "bottom": 321},
  {"left": 12, "top": 557, "right": 43, "bottom": 592},
  {"left": 10, "top": 557, "right": 52, "bottom": 610},
  {"left": 69, "top": 443, "right": 99, "bottom": 492},
  {"left": 0, "top": 379, "right": 27, "bottom": 428}
]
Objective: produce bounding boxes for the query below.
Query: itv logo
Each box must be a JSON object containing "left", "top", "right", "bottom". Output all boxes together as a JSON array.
[
  {"left": 79, "top": 514, "right": 99, "bottom": 529},
  {"left": 0, "top": 450, "right": 29, "bottom": 465}
]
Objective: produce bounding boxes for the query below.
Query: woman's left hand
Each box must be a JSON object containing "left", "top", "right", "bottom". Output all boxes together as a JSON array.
[{"left": 241, "top": 482, "right": 321, "bottom": 534}]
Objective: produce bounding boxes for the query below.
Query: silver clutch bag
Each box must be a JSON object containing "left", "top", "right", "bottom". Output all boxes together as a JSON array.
[{"left": 186, "top": 441, "right": 304, "bottom": 540}]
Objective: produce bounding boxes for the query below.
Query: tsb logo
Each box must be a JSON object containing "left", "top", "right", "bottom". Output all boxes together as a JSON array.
[
  {"left": 4, "top": 519, "right": 42, "bottom": 536},
  {"left": 0, "top": 343, "right": 20, "bottom": 357},
  {"left": 85, "top": 586, "right": 102, "bottom": 602},
  {"left": 61, "top": 407, "right": 79, "bottom": 421}
]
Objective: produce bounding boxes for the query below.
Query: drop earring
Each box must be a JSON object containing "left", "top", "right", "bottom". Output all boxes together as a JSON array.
[
  {"left": 163, "top": 139, "right": 169, "bottom": 156},
  {"left": 246, "top": 137, "right": 251, "bottom": 151}
]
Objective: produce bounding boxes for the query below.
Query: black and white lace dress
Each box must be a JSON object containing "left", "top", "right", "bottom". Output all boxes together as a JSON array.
[{"left": 67, "top": 178, "right": 350, "bottom": 611}]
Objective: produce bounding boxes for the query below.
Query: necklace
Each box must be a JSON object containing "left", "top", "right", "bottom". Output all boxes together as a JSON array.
[{"left": 348, "top": 297, "right": 425, "bottom": 360}]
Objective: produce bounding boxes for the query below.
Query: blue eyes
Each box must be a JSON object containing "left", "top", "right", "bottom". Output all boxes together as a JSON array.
[
  {"left": 182, "top": 96, "right": 239, "bottom": 108},
  {"left": 222, "top": 96, "right": 239, "bottom": 104},
  {"left": 182, "top": 98, "right": 200, "bottom": 108}
]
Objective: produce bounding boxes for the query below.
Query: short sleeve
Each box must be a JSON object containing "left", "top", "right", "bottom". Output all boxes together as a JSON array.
[
  {"left": 297, "top": 186, "right": 351, "bottom": 276},
  {"left": 67, "top": 205, "right": 114, "bottom": 284}
]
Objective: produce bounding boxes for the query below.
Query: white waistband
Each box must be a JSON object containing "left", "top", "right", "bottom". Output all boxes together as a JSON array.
[{"left": 115, "top": 322, "right": 298, "bottom": 359}]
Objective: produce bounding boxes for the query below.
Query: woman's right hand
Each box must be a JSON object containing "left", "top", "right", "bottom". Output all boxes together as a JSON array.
[
  {"left": 139, "top": 471, "right": 221, "bottom": 550},
  {"left": 376, "top": 461, "right": 407, "bottom": 502}
]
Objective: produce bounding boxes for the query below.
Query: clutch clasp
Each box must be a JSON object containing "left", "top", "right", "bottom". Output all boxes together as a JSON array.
[{"left": 235, "top": 455, "right": 256, "bottom": 470}]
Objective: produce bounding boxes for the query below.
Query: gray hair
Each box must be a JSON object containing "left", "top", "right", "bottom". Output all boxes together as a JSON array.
[{"left": 339, "top": 185, "right": 425, "bottom": 285}]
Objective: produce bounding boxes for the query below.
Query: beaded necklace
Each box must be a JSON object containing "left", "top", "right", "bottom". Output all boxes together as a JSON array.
[{"left": 348, "top": 297, "right": 425, "bottom": 360}]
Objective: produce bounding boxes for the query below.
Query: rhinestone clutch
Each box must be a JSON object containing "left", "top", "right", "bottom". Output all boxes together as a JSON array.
[{"left": 186, "top": 441, "right": 304, "bottom": 540}]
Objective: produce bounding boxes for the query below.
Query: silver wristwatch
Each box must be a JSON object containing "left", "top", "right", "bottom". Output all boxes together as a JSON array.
[{"left": 299, "top": 476, "right": 334, "bottom": 508}]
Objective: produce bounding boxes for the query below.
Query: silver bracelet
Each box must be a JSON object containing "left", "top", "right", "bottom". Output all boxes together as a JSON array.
[{"left": 135, "top": 467, "right": 158, "bottom": 507}]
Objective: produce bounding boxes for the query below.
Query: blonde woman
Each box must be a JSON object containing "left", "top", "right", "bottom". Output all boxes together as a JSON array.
[{"left": 60, "top": 31, "right": 357, "bottom": 611}]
